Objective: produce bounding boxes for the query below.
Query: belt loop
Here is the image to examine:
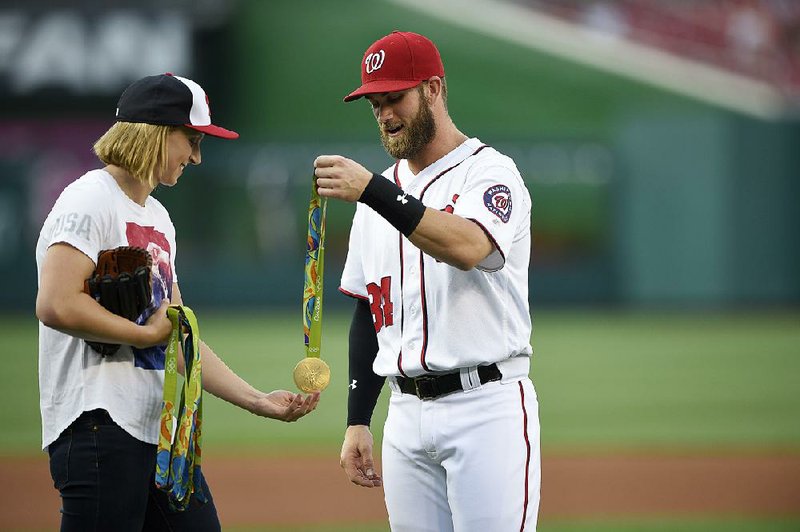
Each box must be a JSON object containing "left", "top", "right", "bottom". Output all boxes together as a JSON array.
[
  {"left": 388, "top": 376, "right": 401, "bottom": 394},
  {"left": 459, "top": 366, "right": 481, "bottom": 393}
]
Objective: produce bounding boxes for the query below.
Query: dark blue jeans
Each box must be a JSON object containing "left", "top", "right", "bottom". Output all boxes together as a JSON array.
[{"left": 48, "top": 409, "right": 220, "bottom": 532}]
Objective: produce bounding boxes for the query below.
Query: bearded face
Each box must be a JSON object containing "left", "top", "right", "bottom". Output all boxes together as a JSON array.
[{"left": 378, "top": 86, "right": 436, "bottom": 160}]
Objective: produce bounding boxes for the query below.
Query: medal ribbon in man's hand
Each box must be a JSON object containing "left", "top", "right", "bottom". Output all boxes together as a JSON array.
[{"left": 294, "top": 174, "right": 331, "bottom": 393}]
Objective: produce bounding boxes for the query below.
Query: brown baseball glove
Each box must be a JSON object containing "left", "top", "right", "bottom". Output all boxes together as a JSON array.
[{"left": 84, "top": 246, "right": 153, "bottom": 356}]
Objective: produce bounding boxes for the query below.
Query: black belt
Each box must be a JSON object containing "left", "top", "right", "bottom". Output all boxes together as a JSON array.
[{"left": 395, "top": 363, "right": 502, "bottom": 400}]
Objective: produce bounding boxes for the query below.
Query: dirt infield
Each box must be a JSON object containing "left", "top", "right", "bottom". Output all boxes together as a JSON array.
[{"left": 1, "top": 453, "right": 799, "bottom": 529}]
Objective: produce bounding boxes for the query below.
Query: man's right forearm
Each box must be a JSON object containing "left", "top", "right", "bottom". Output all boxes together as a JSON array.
[{"left": 347, "top": 298, "right": 385, "bottom": 426}]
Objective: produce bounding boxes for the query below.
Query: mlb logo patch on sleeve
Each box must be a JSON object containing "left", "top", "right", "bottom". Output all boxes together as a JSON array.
[{"left": 483, "top": 184, "right": 512, "bottom": 223}]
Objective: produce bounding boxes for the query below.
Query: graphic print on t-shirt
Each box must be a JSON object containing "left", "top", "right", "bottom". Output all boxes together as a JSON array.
[{"left": 126, "top": 222, "right": 173, "bottom": 370}]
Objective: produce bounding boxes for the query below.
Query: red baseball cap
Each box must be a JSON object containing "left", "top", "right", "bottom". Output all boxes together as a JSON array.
[
  {"left": 343, "top": 31, "right": 445, "bottom": 102},
  {"left": 116, "top": 73, "right": 239, "bottom": 139}
]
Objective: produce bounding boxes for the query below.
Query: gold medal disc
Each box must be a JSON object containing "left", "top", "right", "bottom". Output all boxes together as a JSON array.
[{"left": 293, "top": 357, "right": 331, "bottom": 393}]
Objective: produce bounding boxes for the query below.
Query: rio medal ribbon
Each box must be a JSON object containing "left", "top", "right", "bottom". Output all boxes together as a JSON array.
[
  {"left": 294, "top": 174, "right": 331, "bottom": 393},
  {"left": 155, "top": 305, "right": 206, "bottom": 511}
]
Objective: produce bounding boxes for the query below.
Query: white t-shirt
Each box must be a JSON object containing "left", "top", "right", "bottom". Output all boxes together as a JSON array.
[
  {"left": 340, "top": 138, "right": 533, "bottom": 379},
  {"left": 36, "top": 169, "right": 177, "bottom": 449}
]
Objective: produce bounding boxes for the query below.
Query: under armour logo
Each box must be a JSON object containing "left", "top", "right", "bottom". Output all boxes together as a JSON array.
[
  {"left": 396, "top": 194, "right": 408, "bottom": 204},
  {"left": 349, "top": 379, "right": 358, "bottom": 390}
]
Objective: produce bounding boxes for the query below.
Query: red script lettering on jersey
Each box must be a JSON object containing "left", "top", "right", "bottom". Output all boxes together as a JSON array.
[{"left": 366, "top": 276, "right": 394, "bottom": 332}]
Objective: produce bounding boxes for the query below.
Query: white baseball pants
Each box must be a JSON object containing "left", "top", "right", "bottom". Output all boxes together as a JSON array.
[{"left": 381, "top": 377, "right": 540, "bottom": 532}]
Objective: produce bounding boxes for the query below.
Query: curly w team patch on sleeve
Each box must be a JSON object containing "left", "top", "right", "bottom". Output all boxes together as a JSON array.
[{"left": 483, "top": 184, "right": 512, "bottom": 223}]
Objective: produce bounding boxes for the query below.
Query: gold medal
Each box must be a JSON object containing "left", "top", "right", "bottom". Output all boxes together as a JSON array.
[{"left": 293, "top": 357, "right": 331, "bottom": 393}]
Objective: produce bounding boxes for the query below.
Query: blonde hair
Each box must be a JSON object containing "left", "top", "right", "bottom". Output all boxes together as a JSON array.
[{"left": 93, "top": 122, "right": 177, "bottom": 187}]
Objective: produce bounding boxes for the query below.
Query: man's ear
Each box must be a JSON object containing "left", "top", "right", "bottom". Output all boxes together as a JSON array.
[{"left": 425, "top": 76, "right": 444, "bottom": 106}]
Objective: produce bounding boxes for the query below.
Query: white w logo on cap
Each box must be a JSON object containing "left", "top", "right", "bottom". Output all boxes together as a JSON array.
[{"left": 365, "top": 50, "right": 385, "bottom": 74}]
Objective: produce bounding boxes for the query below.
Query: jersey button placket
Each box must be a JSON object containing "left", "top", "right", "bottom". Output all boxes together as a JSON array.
[{"left": 402, "top": 240, "right": 423, "bottom": 371}]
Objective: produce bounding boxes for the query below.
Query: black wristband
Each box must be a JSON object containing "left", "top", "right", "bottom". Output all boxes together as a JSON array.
[
  {"left": 359, "top": 173, "right": 426, "bottom": 237},
  {"left": 347, "top": 298, "right": 385, "bottom": 426}
]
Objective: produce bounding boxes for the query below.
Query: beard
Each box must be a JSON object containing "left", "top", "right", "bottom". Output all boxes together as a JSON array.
[{"left": 379, "top": 90, "right": 436, "bottom": 160}]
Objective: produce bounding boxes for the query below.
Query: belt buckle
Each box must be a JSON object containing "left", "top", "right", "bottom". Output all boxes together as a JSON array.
[{"left": 414, "top": 376, "right": 439, "bottom": 400}]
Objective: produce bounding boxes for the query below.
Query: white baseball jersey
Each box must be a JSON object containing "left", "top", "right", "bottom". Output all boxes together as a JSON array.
[{"left": 340, "top": 137, "right": 533, "bottom": 379}]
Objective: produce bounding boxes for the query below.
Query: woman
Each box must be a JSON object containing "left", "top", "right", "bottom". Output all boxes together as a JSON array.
[{"left": 35, "top": 73, "right": 320, "bottom": 531}]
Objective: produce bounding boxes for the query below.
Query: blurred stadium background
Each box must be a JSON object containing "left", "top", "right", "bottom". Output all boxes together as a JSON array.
[{"left": 1, "top": 0, "right": 798, "bottom": 530}]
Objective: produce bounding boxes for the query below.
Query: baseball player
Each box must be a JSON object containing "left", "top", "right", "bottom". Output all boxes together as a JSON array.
[
  {"left": 314, "top": 31, "right": 540, "bottom": 531},
  {"left": 35, "top": 73, "right": 319, "bottom": 531}
]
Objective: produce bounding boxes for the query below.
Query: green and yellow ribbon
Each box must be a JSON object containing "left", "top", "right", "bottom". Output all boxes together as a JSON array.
[
  {"left": 155, "top": 305, "right": 205, "bottom": 511},
  {"left": 303, "top": 181, "right": 327, "bottom": 357}
]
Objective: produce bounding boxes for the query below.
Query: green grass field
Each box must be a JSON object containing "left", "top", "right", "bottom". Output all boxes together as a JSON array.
[
  {"left": 4, "top": 309, "right": 799, "bottom": 531},
  {"left": 4, "top": 308, "right": 799, "bottom": 454}
]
